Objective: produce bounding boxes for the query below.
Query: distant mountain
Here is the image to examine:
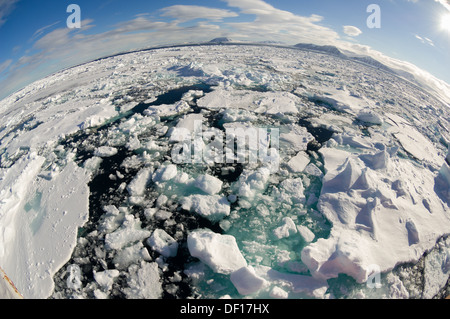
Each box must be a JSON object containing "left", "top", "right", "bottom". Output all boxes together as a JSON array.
[
  {"left": 209, "top": 37, "right": 233, "bottom": 43},
  {"left": 259, "top": 40, "right": 285, "bottom": 45},
  {"left": 293, "top": 42, "right": 446, "bottom": 102},
  {"left": 294, "top": 43, "right": 347, "bottom": 58},
  {"left": 294, "top": 43, "right": 410, "bottom": 79},
  {"left": 347, "top": 55, "right": 397, "bottom": 74}
]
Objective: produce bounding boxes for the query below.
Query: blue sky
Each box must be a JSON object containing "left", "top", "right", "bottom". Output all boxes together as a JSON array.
[{"left": 0, "top": 0, "right": 450, "bottom": 100}]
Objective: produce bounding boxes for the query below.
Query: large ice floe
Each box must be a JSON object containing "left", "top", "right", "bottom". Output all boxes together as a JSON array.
[{"left": 0, "top": 43, "right": 449, "bottom": 299}]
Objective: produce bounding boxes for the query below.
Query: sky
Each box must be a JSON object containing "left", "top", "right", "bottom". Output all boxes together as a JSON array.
[{"left": 0, "top": 0, "right": 450, "bottom": 101}]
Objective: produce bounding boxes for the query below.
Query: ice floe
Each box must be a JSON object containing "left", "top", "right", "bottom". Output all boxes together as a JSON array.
[{"left": 187, "top": 229, "right": 247, "bottom": 275}]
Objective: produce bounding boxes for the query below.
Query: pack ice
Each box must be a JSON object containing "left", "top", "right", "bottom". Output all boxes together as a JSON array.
[{"left": 0, "top": 43, "right": 449, "bottom": 299}]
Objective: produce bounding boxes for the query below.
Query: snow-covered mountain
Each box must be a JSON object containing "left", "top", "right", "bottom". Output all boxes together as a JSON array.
[{"left": 209, "top": 37, "right": 233, "bottom": 43}]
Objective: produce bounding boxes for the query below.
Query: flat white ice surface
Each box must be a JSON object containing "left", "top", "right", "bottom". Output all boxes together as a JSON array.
[
  {"left": 0, "top": 155, "right": 89, "bottom": 298},
  {"left": 197, "top": 89, "right": 303, "bottom": 115}
]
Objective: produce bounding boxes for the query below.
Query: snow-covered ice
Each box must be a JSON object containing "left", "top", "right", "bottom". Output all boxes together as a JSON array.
[
  {"left": 0, "top": 43, "right": 448, "bottom": 299},
  {"left": 181, "top": 194, "right": 231, "bottom": 222},
  {"left": 193, "top": 174, "right": 223, "bottom": 195},
  {"left": 230, "top": 266, "right": 268, "bottom": 295},
  {"left": 187, "top": 229, "right": 247, "bottom": 275},
  {"left": 147, "top": 229, "right": 179, "bottom": 258}
]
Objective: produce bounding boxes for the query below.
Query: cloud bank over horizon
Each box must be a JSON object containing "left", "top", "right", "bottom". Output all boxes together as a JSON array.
[{"left": 0, "top": 0, "right": 449, "bottom": 103}]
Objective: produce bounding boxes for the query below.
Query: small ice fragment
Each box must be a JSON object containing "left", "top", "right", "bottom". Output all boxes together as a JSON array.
[
  {"left": 152, "top": 164, "right": 178, "bottom": 182},
  {"left": 104, "top": 215, "right": 151, "bottom": 250},
  {"left": 273, "top": 217, "right": 297, "bottom": 239},
  {"left": 287, "top": 151, "right": 310, "bottom": 173},
  {"left": 270, "top": 286, "right": 289, "bottom": 299},
  {"left": 357, "top": 109, "right": 383, "bottom": 125},
  {"left": 113, "top": 242, "right": 151, "bottom": 270},
  {"left": 123, "top": 262, "right": 162, "bottom": 299},
  {"left": 127, "top": 167, "right": 152, "bottom": 196},
  {"left": 93, "top": 269, "right": 120, "bottom": 290},
  {"left": 194, "top": 174, "right": 223, "bottom": 195},
  {"left": 181, "top": 195, "right": 230, "bottom": 222},
  {"left": 66, "top": 264, "right": 82, "bottom": 290},
  {"left": 297, "top": 225, "right": 315, "bottom": 243},
  {"left": 147, "top": 229, "right": 179, "bottom": 258},
  {"left": 187, "top": 229, "right": 247, "bottom": 275},
  {"left": 230, "top": 266, "right": 268, "bottom": 295},
  {"left": 94, "top": 146, "right": 118, "bottom": 157}
]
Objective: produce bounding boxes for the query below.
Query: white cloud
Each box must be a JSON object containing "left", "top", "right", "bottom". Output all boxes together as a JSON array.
[
  {"left": 435, "top": 0, "right": 450, "bottom": 11},
  {"left": 414, "top": 34, "right": 435, "bottom": 46},
  {"left": 343, "top": 25, "right": 362, "bottom": 37},
  {"left": 0, "top": 0, "right": 19, "bottom": 27},
  {"left": 0, "top": 59, "right": 12, "bottom": 74},
  {"left": 221, "top": 0, "right": 339, "bottom": 45},
  {"left": 30, "top": 21, "right": 61, "bottom": 41},
  {"left": 160, "top": 5, "right": 238, "bottom": 22}
]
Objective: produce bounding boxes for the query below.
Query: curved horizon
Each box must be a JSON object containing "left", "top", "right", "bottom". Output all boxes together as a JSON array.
[{"left": 1, "top": 0, "right": 450, "bottom": 103}]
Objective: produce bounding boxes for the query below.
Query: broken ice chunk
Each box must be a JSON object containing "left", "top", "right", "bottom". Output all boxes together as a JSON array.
[
  {"left": 359, "top": 150, "right": 389, "bottom": 170},
  {"left": 152, "top": 164, "right": 178, "bottom": 182},
  {"left": 193, "top": 174, "right": 223, "bottom": 195},
  {"left": 322, "top": 158, "right": 362, "bottom": 193},
  {"left": 304, "top": 163, "right": 324, "bottom": 177},
  {"left": 270, "top": 286, "right": 289, "bottom": 299},
  {"left": 254, "top": 264, "right": 328, "bottom": 298},
  {"left": 233, "top": 167, "right": 271, "bottom": 200},
  {"left": 279, "top": 125, "right": 314, "bottom": 152},
  {"left": 297, "top": 225, "right": 315, "bottom": 243},
  {"left": 104, "top": 215, "right": 151, "bottom": 251},
  {"left": 123, "top": 262, "right": 162, "bottom": 299},
  {"left": 126, "top": 167, "right": 152, "bottom": 196},
  {"left": 113, "top": 242, "right": 151, "bottom": 270},
  {"left": 220, "top": 108, "right": 257, "bottom": 123},
  {"left": 181, "top": 194, "right": 230, "bottom": 222},
  {"left": 147, "top": 229, "right": 179, "bottom": 258},
  {"left": 187, "top": 229, "right": 247, "bottom": 275},
  {"left": 83, "top": 156, "right": 103, "bottom": 174},
  {"left": 286, "top": 151, "right": 310, "bottom": 173},
  {"left": 357, "top": 109, "right": 383, "bottom": 125},
  {"left": 93, "top": 269, "right": 120, "bottom": 291},
  {"left": 144, "top": 100, "right": 191, "bottom": 117},
  {"left": 94, "top": 146, "right": 118, "bottom": 157},
  {"left": 311, "top": 87, "right": 368, "bottom": 115},
  {"left": 66, "top": 264, "right": 82, "bottom": 290},
  {"left": 273, "top": 217, "right": 297, "bottom": 239},
  {"left": 182, "top": 90, "right": 204, "bottom": 102},
  {"left": 169, "top": 113, "right": 204, "bottom": 143},
  {"left": 230, "top": 266, "right": 268, "bottom": 295},
  {"left": 387, "top": 113, "right": 441, "bottom": 165},
  {"left": 274, "top": 178, "right": 306, "bottom": 205}
]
